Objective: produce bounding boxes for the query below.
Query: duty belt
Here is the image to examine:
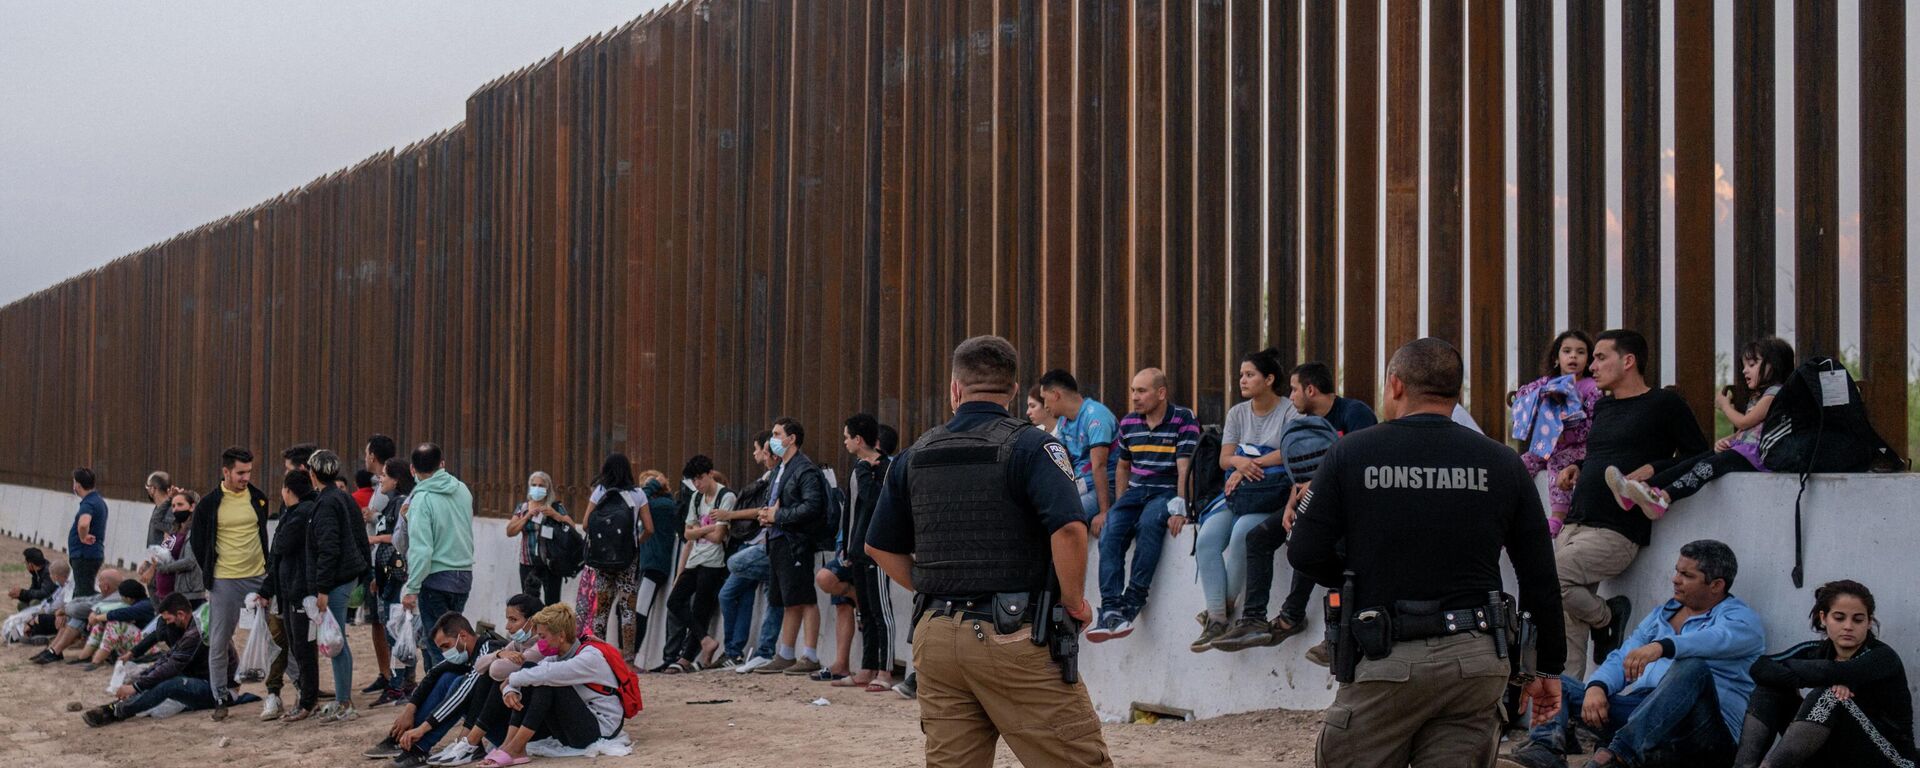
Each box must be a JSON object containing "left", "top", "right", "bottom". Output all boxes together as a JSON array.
[
  {"left": 1392, "top": 604, "right": 1497, "bottom": 642},
  {"left": 923, "top": 596, "right": 1002, "bottom": 624}
]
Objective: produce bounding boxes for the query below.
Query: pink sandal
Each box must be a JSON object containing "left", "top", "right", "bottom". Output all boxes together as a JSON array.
[{"left": 479, "top": 749, "right": 530, "bottom": 767}]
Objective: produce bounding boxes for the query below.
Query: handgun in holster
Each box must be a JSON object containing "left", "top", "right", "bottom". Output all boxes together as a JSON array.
[
  {"left": 1328, "top": 570, "right": 1359, "bottom": 684},
  {"left": 1030, "top": 587, "right": 1080, "bottom": 684}
]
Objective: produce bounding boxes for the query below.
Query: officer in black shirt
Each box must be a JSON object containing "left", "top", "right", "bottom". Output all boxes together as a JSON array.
[
  {"left": 866, "top": 335, "right": 1111, "bottom": 768},
  {"left": 1288, "top": 338, "right": 1566, "bottom": 767}
]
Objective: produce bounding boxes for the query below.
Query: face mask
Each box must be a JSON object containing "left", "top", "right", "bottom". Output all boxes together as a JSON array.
[
  {"left": 769, "top": 437, "right": 788, "bottom": 457},
  {"left": 173, "top": 510, "right": 192, "bottom": 525},
  {"left": 511, "top": 628, "right": 532, "bottom": 645},
  {"left": 535, "top": 638, "right": 557, "bottom": 657},
  {"left": 443, "top": 643, "right": 469, "bottom": 665},
  {"left": 528, "top": 486, "right": 548, "bottom": 502}
]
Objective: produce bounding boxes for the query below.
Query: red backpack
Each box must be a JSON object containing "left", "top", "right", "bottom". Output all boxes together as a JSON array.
[{"left": 578, "top": 636, "right": 644, "bottom": 718}]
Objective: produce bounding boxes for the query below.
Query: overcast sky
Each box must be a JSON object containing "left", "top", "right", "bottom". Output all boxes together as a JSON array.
[{"left": 0, "top": 1, "right": 666, "bottom": 306}]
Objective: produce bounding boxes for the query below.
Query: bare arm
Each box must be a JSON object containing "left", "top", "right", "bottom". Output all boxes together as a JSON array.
[
  {"left": 1089, "top": 445, "right": 1113, "bottom": 515},
  {"left": 1722, "top": 394, "right": 1774, "bottom": 432},
  {"left": 1113, "top": 459, "right": 1132, "bottom": 499},
  {"left": 1049, "top": 522, "right": 1092, "bottom": 618}
]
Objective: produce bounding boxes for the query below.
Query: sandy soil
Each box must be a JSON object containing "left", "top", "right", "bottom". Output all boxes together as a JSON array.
[{"left": 0, "top": 533, "right": 1332, "bottom": 767}]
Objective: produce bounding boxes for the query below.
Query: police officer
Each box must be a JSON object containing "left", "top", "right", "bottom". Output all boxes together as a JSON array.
[
  {"left": 866, "top": 335, "right": 1113, "bottom": 768},
  {"left": 1287, "top": 338, "right": 1566, "bottom": 767}
]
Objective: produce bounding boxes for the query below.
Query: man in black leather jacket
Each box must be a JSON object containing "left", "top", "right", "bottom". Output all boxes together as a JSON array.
[{"left": 752, "top": 417, "right": 833, "bottom": 676}]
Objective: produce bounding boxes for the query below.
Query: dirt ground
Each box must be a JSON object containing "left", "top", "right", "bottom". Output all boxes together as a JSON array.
[{"left": 0, "top": 533, "right": 1335, "bottom": 766}]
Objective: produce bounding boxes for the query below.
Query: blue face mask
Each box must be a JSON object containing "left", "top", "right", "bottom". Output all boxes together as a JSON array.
[
  {"left": 769, "top": 437, "right": 788, "bottom": 457},
  {"left": 443, "top": 645, "right": 469, "bottom": 665},
  {"left": 511, "top": 628, "right": 532, "bottom": 645},
  {"left": 528, "top": 486, "right": 548, "bottom": 502}
]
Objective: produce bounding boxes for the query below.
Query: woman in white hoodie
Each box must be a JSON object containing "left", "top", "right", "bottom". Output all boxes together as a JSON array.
[{"left": 476, "top": 603, "right": 623, "bottom": 767}]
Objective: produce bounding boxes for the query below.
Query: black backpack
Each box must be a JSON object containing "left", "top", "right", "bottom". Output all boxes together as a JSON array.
[
  {"left": 726, "top": 477, "right": 769, "bottom": 554},
  {"left": 538, "top": 503, "right": 587, "bottom": 579},
  {"left": 1186, "top": 424, "right": 1226, "bottom": 511},
  {"left": 585, "top": 488, "right": 638, "bottom": 573},
  {"left": 1758, "top": 358, "right": 1906, "bottom": 587}
]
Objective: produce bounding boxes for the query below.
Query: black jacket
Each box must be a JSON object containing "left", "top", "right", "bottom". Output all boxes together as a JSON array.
[
  {"left": 772, "top": 452, "right": 833, "bottom": 551},
  {"left": 1751, "top": 636, "right": 1916, "bottom": 760},
  {"left": 19, "top": 566, "right": 56, "bottom": 603},
  {"left": 129, "top": 621, "right": 210, "bottom": 692},
  {"left": 260, "top": 495, "right": 315, "bottom": 604},
  {"left": 308, "top": 486, "right": 371, "bottom": 593},
  {"left": 189, "top": 484, "right": 272, "bottom": 581},
  {"left": 843, "top": 455, "right": 890, "bottom": 565}
]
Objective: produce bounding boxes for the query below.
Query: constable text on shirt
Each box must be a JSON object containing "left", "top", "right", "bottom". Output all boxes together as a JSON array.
[{"left": 1361, "top": 465, "right": 1491, "bottom": 492}]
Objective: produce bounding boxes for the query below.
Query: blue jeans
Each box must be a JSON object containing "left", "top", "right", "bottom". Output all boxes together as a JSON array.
[
  {"left": 120, "top": 675, "right": 217, "bottom": 717},
  {"left": 1527, "top": 659, "right": 1734, "bottom": 764},
  {"left": 1097, "top": 485, "right": 1176, "bottom": 619},
  {"left": 1195, "top": 505, "right": 1270, "bottom": 615},
  {"left": 416, "top": 587, "right": 469, "bottom": 670},
  {"left": 720, "top": 545, "right": 784, "bottom": 659},
  {"left": 408, "top": 671, "right": 464, "bottom": 751},
  {"left": 325, "top": 581, "right": 356, "bottom": 704},
  {"left": 378, "top": 577, "right": 414, "bottom": 684}
]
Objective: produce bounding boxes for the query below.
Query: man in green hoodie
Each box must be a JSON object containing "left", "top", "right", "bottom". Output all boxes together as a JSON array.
[{"left": 399, "top": 442, "right": 475, "bottom": 669}]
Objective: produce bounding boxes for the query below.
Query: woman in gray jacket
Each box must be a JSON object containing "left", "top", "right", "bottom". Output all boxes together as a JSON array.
[{"left": 149, "top": 491, "right": 206, "bottom": 606}]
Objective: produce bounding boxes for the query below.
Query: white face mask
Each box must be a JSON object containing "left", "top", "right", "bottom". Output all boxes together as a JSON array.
[
  {"left": 769, "top": 437, "right": 789, "bottom": 458},
  {"left": 528, "top": 486, "right": 549, "bottom": 502}
]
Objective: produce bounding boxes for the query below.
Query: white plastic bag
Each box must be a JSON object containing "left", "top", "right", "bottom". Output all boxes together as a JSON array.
[
  {"left": 105, "top": 660, "right": 132, "bottom": 695},
  {"left": 386, "top": 605, "right": 419, "bottom": 667},
  {"left": 235, "top": 598, "right": 278, "bottom": 678},
  {"left": 2, "top": 608, "right": 40, "bottom": 643},
  {"left": 314, "top": 600, "right": 345, "bottom": 659}
]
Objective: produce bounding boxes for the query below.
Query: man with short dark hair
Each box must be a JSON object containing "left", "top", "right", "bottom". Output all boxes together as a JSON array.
[
  {"left": 401, "top": 442, "right": 476, "bottom": 671},
  {"left": 191, "top": 446, "right": 272, "bottom": 720},
  {"left": 832, "top": 412, "right": 896, "bottom": 690},
  {"left": 1506, "top": 540, "right": 1764, "bottom": 768},
  {"left": 1288, "top": 362, "right": 1380, "bottom": 435},
  {"left": 1038, "top": 369, "right": 1120, "bottom": 528},
  {"left": 752, "top": 417, "right": 833, "bottom": 676},
  {"left": 82, "top": 592, "right": 220, "bottom": 726},
  {"left": 10, "top": 547, "right": 55, "bottom": 611},
  {"left": 1086, "top": 368, "right": 1199, "bottom": 642},
  {"left": 68, "top": 468, "right": 107, "bottom": 601},
  {"left": 1556, "top": 329, "right": 1709, "bottom": 677},
  {"left": 365, "top": 611, "right": 500, "bottom": 767}
]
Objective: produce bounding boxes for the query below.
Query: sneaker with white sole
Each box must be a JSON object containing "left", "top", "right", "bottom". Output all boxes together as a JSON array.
[
  {"left": 316, "top": 702, "right": 359, "bottom": 723},
  {"left": 1602, "top": 466, "right": 1638, "bottom": 512},
  {"left": 427, "top": 740, "right": 483, "bottom": 766},
  {"left": 735, "top": 655, "right": 773, "bottom": 674},
  {"left": 1085, "top": 612, "right": 1122, "bottom": 643},
  {"left": 892, "top": 673, "right": 917, "bottom": 700},
  {"left": 258, "top": 693, "right": 284, "bottom": 722},
  {"left": 1621, "top": 479, "right": 1670, "bottom": 520}
]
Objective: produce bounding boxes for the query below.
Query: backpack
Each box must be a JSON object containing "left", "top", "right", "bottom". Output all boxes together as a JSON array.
[
  {"left": 585, "top": 489, "right": 638, "bottom": 573},
  {"left": 578, "top": 636, "right": 644, "bottom": 718},
  {"left": 724, "top": 479, "right": 766, "bottom": 555},
  {"left": 1186, "top": 424, "right": 1226, "bottom": 511},
  {"left": 1757, "top": 358, "right": 1906, "bottom": 587},
  {"left": 543, "top": 509, "right": 587, "bottom": 579}
]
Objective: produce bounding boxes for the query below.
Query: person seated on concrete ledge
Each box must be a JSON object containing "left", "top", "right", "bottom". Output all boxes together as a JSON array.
[
  {"left": 31, "top": 566, "right": 123, "bottom": 664},
  {"left": 82, "top": 593, "right": 232, "bottom": 725},
  {"left": 1732, "top": 579, "right": 1916, "bottom": 768},
  {"left": 1503, "top": 539, "right": 1765, "bottom": 768}
]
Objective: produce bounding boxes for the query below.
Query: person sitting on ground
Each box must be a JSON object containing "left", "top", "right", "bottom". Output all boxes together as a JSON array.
[
  {"left": 366, "top": 610, "right": 513, "bottom": 768},
  {"left": 9, "top": 558, "right": 69, "bottom": 643},
  {"left": 1606, "top": 336, "right": 1794, "bottom": 520},
  {"left": 474, "top": 603, "right": 629, "bottom": 767},
  {"left": 82, "top": 593, "right": 221, "bottom": 726},
  {"left": 81, "top": 578, "right": 155, "bottom": 670},
  {"left": 1505, "top": 539, "right": 1766, "bottom": 768},
  {"left": 33, "top": 566, "right": 123, "bottom": 664},
  {"left": 147, "top": 491, "right": 206, "bottom": 607},
  {"left": 10, "top": 547, "right": 56, "bottom": 611},
  {"left": 1191, "top": 348, "right": 1299, "bottom": 651},
  {"left": 425, "top": 594, "right": 552, "bottom": 767},
  {"left": 1732, "top": 579, "right": 1916, "bottom": 768},
  {"left": 1512, "top": 330, "right": 1600, "bottom": 537}
]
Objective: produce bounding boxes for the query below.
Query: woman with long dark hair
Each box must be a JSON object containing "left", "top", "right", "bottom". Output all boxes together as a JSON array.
[
  {"left": 1735, "top": 580, "right": 1915, "bottom": 767},
  {"left": 1191, "top": 347, "right": 1299, "bottom": 652},
  {"left": 574, "top": 453, "right": 653, "bottom": 656}
]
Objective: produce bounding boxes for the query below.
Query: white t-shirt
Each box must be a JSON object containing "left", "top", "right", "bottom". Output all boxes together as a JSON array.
[{"left": 683, "top": 489, "right": 736, "bottom": 570}]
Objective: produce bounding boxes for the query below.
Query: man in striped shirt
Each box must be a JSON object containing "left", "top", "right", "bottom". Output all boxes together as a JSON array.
[{"left": 1086, "top": 368, "right": 1200, "bottom": 642}]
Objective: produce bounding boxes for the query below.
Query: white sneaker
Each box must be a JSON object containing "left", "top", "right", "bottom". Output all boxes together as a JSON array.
[
  {"left": 427, "top": 740, "right": 482, "bottom": 766},
  {"left": 316, "top": 702, "right": 359, "bottom": 723},
  {"left": 258, "top": 693, "right": 284, "bottom": 721},
  {"left": 735, "top": 655, "right": 772, "bottom": 674}
]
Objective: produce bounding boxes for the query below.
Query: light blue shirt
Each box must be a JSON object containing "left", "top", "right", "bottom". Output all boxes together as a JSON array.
[
  {"left": 1055, "top": 398, "right": 1118, "bottom": 488},
  {"left": 1589, "top": 595, "right": 1767, "bottom": 739}
]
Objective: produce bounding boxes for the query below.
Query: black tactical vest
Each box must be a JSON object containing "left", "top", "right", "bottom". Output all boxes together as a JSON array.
[{"left": 907, "top": 416, "right": 1050, "bottom": 596}]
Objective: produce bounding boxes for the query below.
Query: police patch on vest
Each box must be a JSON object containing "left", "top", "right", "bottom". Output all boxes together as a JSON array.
[{"left": 1045, "top": 443, "right": 1074, "bottom": 480}]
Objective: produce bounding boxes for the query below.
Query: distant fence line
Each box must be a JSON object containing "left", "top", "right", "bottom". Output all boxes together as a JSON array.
[{"left": 0, "top": 0, "right": 1905, "bottom": 513}]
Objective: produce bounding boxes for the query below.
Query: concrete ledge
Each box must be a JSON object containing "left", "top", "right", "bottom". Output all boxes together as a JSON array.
[{"left": 6, "top": 472, "right": 1917, "bottom": 720}]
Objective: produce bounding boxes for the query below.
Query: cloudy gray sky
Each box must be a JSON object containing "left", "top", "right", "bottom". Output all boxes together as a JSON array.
[{"left": 0, "top": 1, "right": 666, "bottom": 306}]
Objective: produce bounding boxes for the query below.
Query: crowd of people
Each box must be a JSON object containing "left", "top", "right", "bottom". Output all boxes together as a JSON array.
[{"left": 3, "top": 324, "right": 1913, "bottom": 767}]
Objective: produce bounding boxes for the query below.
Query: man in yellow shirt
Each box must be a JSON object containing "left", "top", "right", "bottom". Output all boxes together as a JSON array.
[{"left": 189, "top": 446, "right": 272, "bottom": 720}]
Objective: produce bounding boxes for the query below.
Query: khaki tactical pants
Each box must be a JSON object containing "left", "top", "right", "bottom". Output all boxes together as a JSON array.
[
  {"left": 1554, "top": 523, "right": 1640, "bottom": 677},
  {"left": 913, "top": 612, "right": 1113, "bottom": 768},
  {"left": 1316, "top": 631, "right": 1511, "bottom": 768}
]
